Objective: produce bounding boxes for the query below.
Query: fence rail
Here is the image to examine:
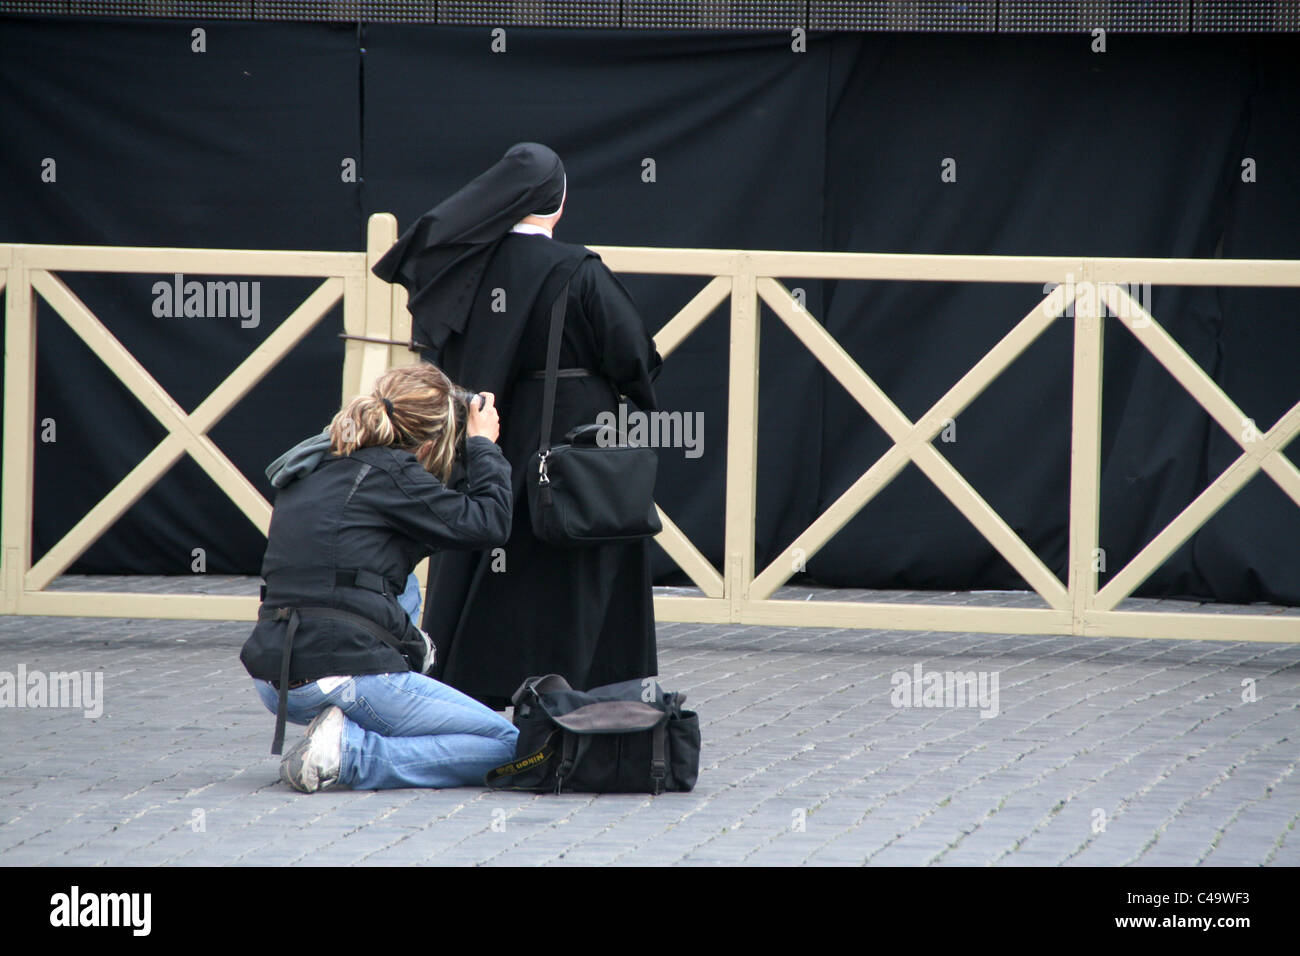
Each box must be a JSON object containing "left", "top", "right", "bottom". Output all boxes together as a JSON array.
[{"left": 2, "top": 215, "right": 1298, "bottom": 641}]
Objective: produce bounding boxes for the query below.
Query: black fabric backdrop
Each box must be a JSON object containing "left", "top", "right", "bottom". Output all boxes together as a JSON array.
[{"left": 0, "top": 18, "right": 1295, "bottom": 605}]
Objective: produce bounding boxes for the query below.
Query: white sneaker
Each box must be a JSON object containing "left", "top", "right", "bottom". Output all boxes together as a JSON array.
[{"left": 280, "top": 705, "right": 345, "bottom": 793}]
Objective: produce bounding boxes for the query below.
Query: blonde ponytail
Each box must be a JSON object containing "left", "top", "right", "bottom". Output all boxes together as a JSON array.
[{"left": 328, "top": 364, "right": 466, "bottom": 484}]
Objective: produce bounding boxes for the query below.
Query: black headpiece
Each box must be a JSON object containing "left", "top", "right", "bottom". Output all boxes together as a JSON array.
[{"left": 370, "top": 143, "right": 567, "bottom": 355}]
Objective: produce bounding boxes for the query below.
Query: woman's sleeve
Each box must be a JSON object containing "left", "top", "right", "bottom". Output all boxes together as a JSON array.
[
  {"left": 580, "top": 257, "right": 663, "bottom": 412},
  {"left": 382, "top": 436, "right": 512, "bottom": 551}
]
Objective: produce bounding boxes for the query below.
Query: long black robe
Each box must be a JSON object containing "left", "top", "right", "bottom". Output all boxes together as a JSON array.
[{"left": 420, "top": 231, "right": 663, "bottom": 706}]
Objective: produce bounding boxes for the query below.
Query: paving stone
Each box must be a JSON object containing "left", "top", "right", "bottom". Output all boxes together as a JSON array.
[{"left": 1, "top": 577, "right": 1296, "bottom": 866}]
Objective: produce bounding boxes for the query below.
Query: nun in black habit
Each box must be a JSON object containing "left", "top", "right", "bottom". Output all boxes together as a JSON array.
[{"left": 372, "top": 143, "right": 663, "bottom": 709}]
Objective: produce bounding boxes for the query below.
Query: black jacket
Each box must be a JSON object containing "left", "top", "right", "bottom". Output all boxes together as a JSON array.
[{"left": 240, "top": 435, "right": 512, "bottom": 682}]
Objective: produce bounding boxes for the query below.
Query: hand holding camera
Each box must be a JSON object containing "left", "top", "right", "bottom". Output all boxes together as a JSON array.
[{"left": 465, "top": 390, "right": 499, "bottom": 443}]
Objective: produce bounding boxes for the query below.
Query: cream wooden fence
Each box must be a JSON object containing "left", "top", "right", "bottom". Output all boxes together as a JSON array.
[{"left": 3, "top": 213, "right": 1297, "bottom": 641}]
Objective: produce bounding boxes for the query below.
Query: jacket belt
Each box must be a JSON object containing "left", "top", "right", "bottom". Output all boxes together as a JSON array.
[
  {"left": 519, "top": 367, "right": 596, "bottom": 380},
  {"left": 259, "top": 567, "right": 402, "bottom": 602}
]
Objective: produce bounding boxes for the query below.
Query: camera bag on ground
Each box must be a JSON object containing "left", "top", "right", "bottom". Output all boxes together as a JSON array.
[{"left": 485, "top": 674, "right": 700, "bottom": 794}]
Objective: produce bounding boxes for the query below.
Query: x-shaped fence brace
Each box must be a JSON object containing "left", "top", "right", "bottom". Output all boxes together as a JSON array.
[
  {"left": 640, "top": 269, "right": 1299, "bottom": 623},
  {"left": 2, "top": 256, "right": 357, "bottom": 600},
  {"left": 27, "top": 273, "right": 342, "bottom": 591},
  {"left": 1092, "top": 283, "right": 1300, "bottom": 610}
]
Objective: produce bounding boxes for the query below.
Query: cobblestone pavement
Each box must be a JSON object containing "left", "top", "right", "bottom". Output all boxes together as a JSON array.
[{"left": 2, "top": 577, "right": 1298, "bottom": 866}]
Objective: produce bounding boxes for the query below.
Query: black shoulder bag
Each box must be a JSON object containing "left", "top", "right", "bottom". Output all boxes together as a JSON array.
[
  {"left": 525, "top": 282, "right": 662, "bottom": 547},
  {"left": 485, "top": 674, "right": 701, "bottom": 794}
]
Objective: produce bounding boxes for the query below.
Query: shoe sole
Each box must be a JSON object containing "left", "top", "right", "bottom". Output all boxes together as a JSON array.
[{"left": 280, "top": 705, "right": 342, "bottom": 793}]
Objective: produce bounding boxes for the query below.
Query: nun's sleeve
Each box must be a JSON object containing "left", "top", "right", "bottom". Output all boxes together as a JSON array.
[{"left": 580, "top": 257, "right": 663, "bottom": 412}]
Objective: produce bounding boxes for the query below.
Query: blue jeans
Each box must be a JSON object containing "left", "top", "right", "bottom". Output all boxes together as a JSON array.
[
  {"left": 397, "top": 572, "right": 422, "bottom": 629},
  {"left": 254, "top": 672, "right": 518, "bottom": 790}
]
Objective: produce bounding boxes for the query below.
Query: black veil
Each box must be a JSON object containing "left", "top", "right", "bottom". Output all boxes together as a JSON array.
[{"left": 371, "top": 142, "right": 567, "bottom": 353}]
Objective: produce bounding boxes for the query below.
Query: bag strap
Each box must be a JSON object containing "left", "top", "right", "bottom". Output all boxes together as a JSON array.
[
  {"left": 555, "top": 730, "right": 581, "bottom": 794},
  {"left": 650, "top": 721, "right": 668, "bottom": 795},
  {"left": 485, "top": 729, "right": 561, "bottom": 789},
  {"left": 537, "top": 281, "right": 570, "bottom": 457},
  {"left": 510, "top": 673, "right": 573, "bottom": 708},
  {"left": 271, "top": 608, "right": 301, "bottom": 756}
]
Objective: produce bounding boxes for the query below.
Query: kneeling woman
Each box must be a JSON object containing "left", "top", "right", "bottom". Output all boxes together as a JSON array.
[{"left": 240, "top": 363, "right": 517, "bottom": 792}]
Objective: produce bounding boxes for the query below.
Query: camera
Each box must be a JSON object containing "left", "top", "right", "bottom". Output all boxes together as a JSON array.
[{"left": 449, "top": 386, "right": 484, "bottom": 439}]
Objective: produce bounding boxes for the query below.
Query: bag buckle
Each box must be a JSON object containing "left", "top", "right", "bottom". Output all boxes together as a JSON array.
[
  {"left": 650, "top": 757, "right": 667, "bottom": 796},
  {"left": 537, "top": 450, "right": 550, "bottom": 486}
]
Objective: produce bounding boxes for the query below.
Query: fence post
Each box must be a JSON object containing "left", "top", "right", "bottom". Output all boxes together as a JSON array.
[
  {"left": 1067, "top": 260, "right": 1105, "bottom": 634},
  {"left": 725, "top": 254, "right": 760, "bottom": 621},
  {"left": 341, "top": 213, "right": 400, "bottom": 403},
  {"left": 1, "top": 259, "right": 35, "bottom": 615}
]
